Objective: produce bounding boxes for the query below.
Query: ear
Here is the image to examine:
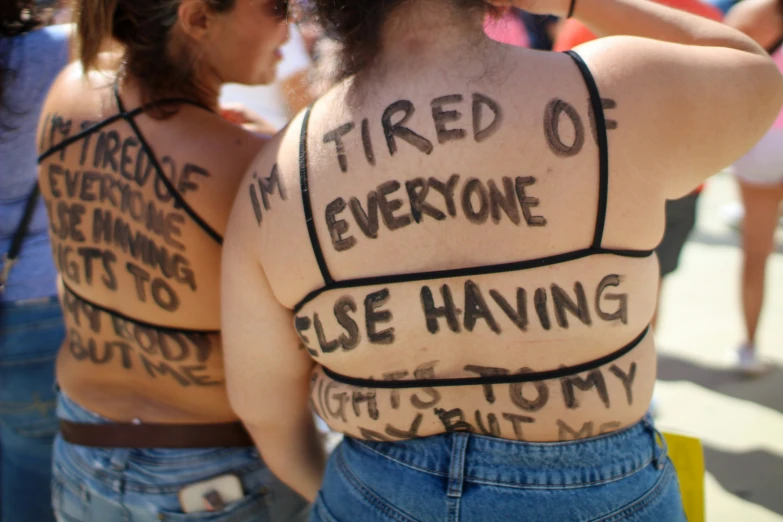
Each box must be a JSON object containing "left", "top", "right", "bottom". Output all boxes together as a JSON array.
[{"left": 177, "top": 0, "right": 213, "bottom": 41}]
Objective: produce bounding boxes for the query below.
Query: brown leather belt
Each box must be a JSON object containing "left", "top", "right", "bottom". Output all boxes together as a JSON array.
[{"left": 60, "top": 420, "right": 254, "bottom": 448}]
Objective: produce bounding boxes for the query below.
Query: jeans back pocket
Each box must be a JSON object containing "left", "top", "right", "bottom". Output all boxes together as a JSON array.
[{"left": 156, "top": 487, "right": 270, "bottom": 522}]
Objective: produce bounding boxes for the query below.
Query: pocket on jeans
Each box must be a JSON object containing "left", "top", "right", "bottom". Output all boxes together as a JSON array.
[
  {"left": 156, "top": 488, "right": 270, "bottom": 522},
  {"left": 10, "top": 414, "right": 59, "bottom": 438},
  {"left": 52, "top": 474, "right": 88, "bottom": 522},
  {"left": 594, "top": 461, "right": 685, "bottom": 522}
]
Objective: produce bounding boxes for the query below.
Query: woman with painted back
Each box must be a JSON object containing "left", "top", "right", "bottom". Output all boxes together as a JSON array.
[
  {"left": 221, "top": 0, "right": 783, "bottom": 519},
  {"left": 36, "top": 0, "right": 309, "bottom": 520}
]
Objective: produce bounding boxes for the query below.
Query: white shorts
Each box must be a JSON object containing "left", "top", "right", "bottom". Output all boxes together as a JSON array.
[{"left": 733, "top": 127, "right": 783, "bottom": 186}]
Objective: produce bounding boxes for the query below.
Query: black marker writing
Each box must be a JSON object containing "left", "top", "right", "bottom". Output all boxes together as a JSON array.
[
  {"left": 324, "top": 123, "right": 355, "bottom": 173},
  {"left": 250, "top": 165, "right": 287, "bottom": 225},
  {"left": 560, "top": 369, "right": 610, "bottom": 409},
  {"left": 544, "top": 98, "right": 585, "bottom": 158},
  {"left": 382, "top": 100, "right": 434, "bottom": 156},
  {"left": 596, "top": 275, "right": 628, "bottom": 325},
  {"left": 473, "top": 93, "right": 503, "bottom": 143},
  {"left": 431, "top": 94, "right": 467, "bottom": 145},
  {"left": 589, "top": 98, "right": 618, "bottom": 144}
]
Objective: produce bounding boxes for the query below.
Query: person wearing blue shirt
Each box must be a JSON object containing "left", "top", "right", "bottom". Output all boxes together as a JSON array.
[{"left": 0, "top": 3, "right": 71, "bottom": 521}]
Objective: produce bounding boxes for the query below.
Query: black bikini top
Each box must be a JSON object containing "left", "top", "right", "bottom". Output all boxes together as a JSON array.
[
  {"left": 296, "top": 51, "right": 654, "bottom": 389},
  {"left": 60, "top": 278, "right": 220, "bottom": 335},
  {"left": 38, "top": 83, "right": 223, "bottom": 244},
  {"left": 39, "top": 84, "right": 221, "bottom": 335}
]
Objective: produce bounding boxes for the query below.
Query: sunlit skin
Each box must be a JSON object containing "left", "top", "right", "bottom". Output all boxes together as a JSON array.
[{"left": 37, "top": 0, "right": 289, "bottom": 424}]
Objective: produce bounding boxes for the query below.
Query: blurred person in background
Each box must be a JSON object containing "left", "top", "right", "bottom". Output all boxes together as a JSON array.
[
  {"left": 553, "top": 0, "right": 723, "bottom": 49},
  {"left": 0, "top": 2, "right": 70, "bottom": 521},
  {"left": 484, "top": 6, "right": 531, "bottom": 46},
  {"left": 220, "top": 23, "right": 313, "bottom": 132},
  {"left": 220, "top": 0, "right": 783, "bottom": 520},
  {"left": 35, "top": 0, "right": 309, "bottom": 520},
  {"left": 724, "top": 0, "right": 783, "bottom": 375}
]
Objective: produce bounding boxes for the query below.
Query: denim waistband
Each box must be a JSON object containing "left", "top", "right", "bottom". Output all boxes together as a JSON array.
[
  {"left": 54, "top": 392, "right": 268, "bottom": 494},
  {"left": 347, "top": 416, "right": 665, "bottom": 488}
]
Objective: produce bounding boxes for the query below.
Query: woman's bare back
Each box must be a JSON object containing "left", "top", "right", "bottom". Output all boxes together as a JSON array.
[
  {"left": 246, "top": 44, "right": 661, "bottom": 441},
  {"left": 38, "top": 63, "right": 264, "bottom": 423}
]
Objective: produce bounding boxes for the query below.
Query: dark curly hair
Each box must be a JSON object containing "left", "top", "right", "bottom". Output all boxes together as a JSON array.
[
  {"left": 77, "top": 0, "right": 237, "bottom": 107},
  {"left": 310, "top": 0, "right": 499, "bottom": 81}
]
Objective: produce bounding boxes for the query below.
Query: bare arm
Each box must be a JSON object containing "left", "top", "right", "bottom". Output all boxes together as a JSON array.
[
  {"left": 512, "top": 0, "right": 783, "bottom": 197},
  {"left": 221, "top": 148, "right": 325, "bottom": 501},
  {"left": 725, "top": 0, "right": 783, "bottom": 50},
  {"left": 572, "top": 0, "right": 763, "bottom": 55}
]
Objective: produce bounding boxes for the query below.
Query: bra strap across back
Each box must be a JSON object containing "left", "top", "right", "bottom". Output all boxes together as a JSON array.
[
  {"left": 564, "top": 50, "right": 609, "bottom": 250},
  {"left": 299, "top": 105, "right": 334, "bottom": 286}
]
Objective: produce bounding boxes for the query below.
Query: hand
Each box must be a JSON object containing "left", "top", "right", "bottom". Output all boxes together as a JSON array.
[
  {"left": 490, "top": 0, "right": 572, "bottom": 16},
  {"left": 219, "top": 103, "right": 277, "bottom": 136},
  {"left": 219, "top": 103, "right": 264, "bottom": 126}
]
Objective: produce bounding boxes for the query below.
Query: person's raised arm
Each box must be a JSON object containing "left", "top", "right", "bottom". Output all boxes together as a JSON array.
[
  {"left": 725, "top": 0, "right": 783, "bottom": 51},
  {"left": 507, "top": 0, "right": 783, "bottom": 197},
  {"left": 221, "top": 139, "right": 325, "bottom": 502}
]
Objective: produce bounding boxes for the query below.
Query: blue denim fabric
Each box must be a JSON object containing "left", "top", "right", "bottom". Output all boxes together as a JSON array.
[
  {"left": 53, "top": 393, "right": 310, "bottom": 522},
  {"left": 312, "top": 418, "right": 687, "bottom": 522},
  {"left": 0, "top": 297, "right": 63, "bottom": 522}
]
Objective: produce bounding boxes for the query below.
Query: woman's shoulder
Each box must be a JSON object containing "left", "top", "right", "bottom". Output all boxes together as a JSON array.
[{"left": 42, "top": 61, "right": 115, "bottom": 123}]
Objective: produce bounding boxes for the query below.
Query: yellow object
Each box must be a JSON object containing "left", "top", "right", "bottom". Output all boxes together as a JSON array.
[{"left": 662, "top": 431, "right": 705, "bottom": 522}]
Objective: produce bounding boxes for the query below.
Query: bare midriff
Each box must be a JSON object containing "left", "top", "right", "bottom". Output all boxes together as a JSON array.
[
  {"left": 306, "top": 256, "right": 658, "bottom": 443},
  {"left": 40, "top": 97, "right": 237, "bottom": 424},
  {"left": 55, "top": 290, "right": 236, "bottom": 424}
]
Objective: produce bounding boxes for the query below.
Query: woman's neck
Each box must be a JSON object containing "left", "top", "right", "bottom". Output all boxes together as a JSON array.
[
  {"left": 376, "top": 0, "right": 491, "bottom": 71},
  {"left": 120, "top": 72, "right": 220, "bottom": 112}
]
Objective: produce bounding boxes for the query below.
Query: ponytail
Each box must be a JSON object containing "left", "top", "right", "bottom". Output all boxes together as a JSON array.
[{"left": 77, "top": 0, "right": 118, "bottom": 72}]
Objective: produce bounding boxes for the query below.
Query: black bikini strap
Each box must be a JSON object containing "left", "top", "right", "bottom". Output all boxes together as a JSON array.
[
  {"left": 39, "top": 83, "right": 214, "bottom": 164},
  {"left": 293, "top": 246, "right": 654, "bottom": 313},
  {"left": 114, "top": 82, "right": 214, "bottom": 115},
  {"left": 113, "top": 82, "right": 128, "bottom": 114},
  {"left": 38, "top": 112, "right": 139, "bottom": 163},
  {"left": 61, "top": 279, "right": 220, "bottom": 335},
  {"left": 321, "top": 326, "right": 649, "bottom": 389},
  {"left": 299, "top": 105, "right": 334, "bottom": 285},
  {"left": 113, "top": 85, "right": 224, "bottom": 245},
  {"left": 564, "top": 50, "right": 609, "bottom": 250}
]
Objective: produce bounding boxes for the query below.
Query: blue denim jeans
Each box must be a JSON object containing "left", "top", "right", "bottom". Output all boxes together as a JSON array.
[
  {"left": 312, "top": 417, "right": 687, "bottom": 522},
  {"left": 0, "top": 296, "right": 63, "bottom": 522},
  {"left": 53, "top": 393, "right": 310, "bottom": 522}
]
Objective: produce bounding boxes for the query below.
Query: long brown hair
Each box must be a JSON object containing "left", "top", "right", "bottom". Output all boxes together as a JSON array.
[{"left": 77, "top": 0, "right": 236, "bottom": 106}]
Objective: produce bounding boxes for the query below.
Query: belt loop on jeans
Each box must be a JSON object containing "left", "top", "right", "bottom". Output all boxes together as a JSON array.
[
  {"left": 109, "top": 448, "right": 132, "bottom": 471},
  {"left": 642, "top": 416, "right": 668, "bottom": 470},
  {"left": 447, "top": 432, "right": 469, "bottom": 499}
]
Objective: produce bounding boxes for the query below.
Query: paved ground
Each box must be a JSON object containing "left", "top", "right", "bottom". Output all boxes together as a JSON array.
[{"left": 654, "top": 169, "right": 783, "bottom": 521}]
